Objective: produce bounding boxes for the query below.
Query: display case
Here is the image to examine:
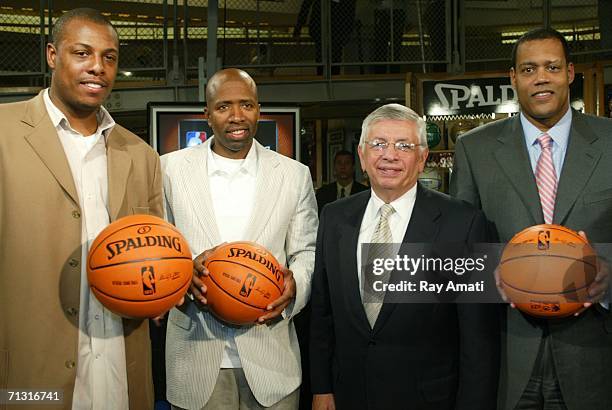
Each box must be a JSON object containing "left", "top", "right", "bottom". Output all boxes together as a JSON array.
[{"left": 406, "top": 66, "right": 598, "bottom": 193}]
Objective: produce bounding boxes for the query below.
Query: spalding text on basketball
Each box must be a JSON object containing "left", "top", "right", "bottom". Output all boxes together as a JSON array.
[
  {"left": 227, "top": 247, "right": 281, "bottom": 282},
  {"left": 106, "top": 235, "right": 183, "bottom": 260}
]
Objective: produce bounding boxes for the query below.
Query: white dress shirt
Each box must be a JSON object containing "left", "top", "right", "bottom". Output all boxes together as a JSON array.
[
  {"left": 356, "top": 184, "right": 417, "bottom": 295},
  {"left": 337, "top": 181, "right": 353, "bottom": 199},
  {"left": 43, "top": 89, "right": 129, "bottom": 410},
  {"left": 207, "top": 140, "right": 258, "bottom": 368}
]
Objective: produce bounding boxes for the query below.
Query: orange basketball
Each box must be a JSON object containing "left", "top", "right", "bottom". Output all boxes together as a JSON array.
[
  {"left": 203, "top": 241, "right": 284, "bottom": 325},
  {"left": 499, "top": 224, "right": 598, "bottom": 318},
  {"left": 87, "top": 214, "right": 192, "bottom": 318}
]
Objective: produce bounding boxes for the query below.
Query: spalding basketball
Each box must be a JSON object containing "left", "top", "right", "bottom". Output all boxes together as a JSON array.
[
  {"left": 426, "top": 122, "right": 442, "bottom": 149},
  {"left": 204, "top": 241, "right": 284, "bottom": 325},
  {"left": 87, "top": 214, "right": 192, "bottom": 318},
  {"left": 449, "top": 119, "right": 476, "bottom": 147},
  {"left": 499, "top": 224, "right": 598, "bottom": 318}
]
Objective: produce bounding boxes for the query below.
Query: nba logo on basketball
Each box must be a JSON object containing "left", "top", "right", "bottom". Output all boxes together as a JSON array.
[
  {"left": 537, "top": 230, "right": 550, "bottom": 250},
  {"left": 240, "top": 273, "right": 257, "bottom": 297},
  {"left": 141, "top": 266, "right": 156, "bottom": 295}
]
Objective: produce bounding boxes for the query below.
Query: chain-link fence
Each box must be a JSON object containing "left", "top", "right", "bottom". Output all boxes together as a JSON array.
[
  {"left": 213, "top": 0, "right": 307, "bottom": 77},
  {"left": 213, "top": 0, "right": 449, "bottom": 76},
  {"left": 464, "top": 0, "right": 608, "bottom": 72},
  {"left": 350, "top": 0, "right": 448, "bottom": 74},
  {"left": 0, "top": 0, "right": 46, "bottom": 83},
  {"left": 1, "top": 0, "right": 612, "bottom": 87},
  {"left": 551, "top": 0, "right": 606, "bottom": 63}
]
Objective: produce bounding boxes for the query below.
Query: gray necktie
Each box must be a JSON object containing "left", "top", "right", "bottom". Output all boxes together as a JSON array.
[
  {"left": 364, "top": 203, "right": 395, "bottom": 327},
  {"left": 339, "top": 187, "right": 346, "bottom": 199}
]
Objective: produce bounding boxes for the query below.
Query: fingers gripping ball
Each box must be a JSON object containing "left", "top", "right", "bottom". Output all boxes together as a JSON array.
[
  {"left": 204, "top": 241, "right": 284, "bottom": 325},
  {"left": 499, "top": 224, "right": 598, "bottom": 318},
  {"left": 87, "top": 215, "right": 192, "bottom": 318}
]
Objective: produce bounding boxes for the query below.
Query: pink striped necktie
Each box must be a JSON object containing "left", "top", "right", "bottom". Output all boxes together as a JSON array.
[{"left": 535, "top": 133, "right": 557, "bottom": 224}]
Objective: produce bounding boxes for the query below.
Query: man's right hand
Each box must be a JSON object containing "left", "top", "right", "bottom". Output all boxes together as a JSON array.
[
  {"left": 494, "top": 265, "right": 516, "bottom": 308},
  {"left": 190, "top": 244, "right": 224, "bottom": 306},
  {"left": 312, "top": 393, "right": 336, "bottom": 410}
]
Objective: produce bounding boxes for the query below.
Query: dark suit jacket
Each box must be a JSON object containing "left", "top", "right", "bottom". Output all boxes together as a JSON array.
[
  {"left": 316, "top": 180, "right": 368, "bottom": 214},
  {"left": 450, "top": 111, "right": 612, "bottom": 410},
  {"left": 310, "top": 185, "right": 500, "bottom": 410}
]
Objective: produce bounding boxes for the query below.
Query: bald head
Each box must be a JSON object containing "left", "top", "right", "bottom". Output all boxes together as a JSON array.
[
  {"left": 204, "top": 68, "right": 260, "bottom": 159},
  {"left": 205, "top": 68, "right": 258, "bottom": 107}
]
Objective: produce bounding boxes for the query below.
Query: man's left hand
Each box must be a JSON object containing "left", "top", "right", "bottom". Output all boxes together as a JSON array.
[
  {"left": 577, "top": 230, "right": 609, "bottom": 315},
  {"left": 257, "top": 267, "right": 296, "bottom": 323}
]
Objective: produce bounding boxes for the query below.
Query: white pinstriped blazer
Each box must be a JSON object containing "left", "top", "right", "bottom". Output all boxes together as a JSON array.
[{"left": 161, "top": 138, "right": 317, "bottom": 409}]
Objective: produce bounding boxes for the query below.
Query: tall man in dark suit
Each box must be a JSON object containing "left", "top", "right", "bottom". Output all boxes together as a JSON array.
[
  {"left": 450, "top": 28, "right": 612, "bottom": 410},
  {"left": 316, "top": 150, "right": 368, "bottom": 214},
  {"left": 310, "top": 103, "right": 500, "bottom": 410}
]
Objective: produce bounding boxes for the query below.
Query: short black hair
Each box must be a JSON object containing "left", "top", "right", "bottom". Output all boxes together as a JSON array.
[
  {"left": 511, "top": 27, "right": 571, "bottom": 69},
  {"left": 334, "top": 150, "right": 355, "bottom": 165},
  {"left": 52, "top": 8, "right": 117, "bottom": 47}
]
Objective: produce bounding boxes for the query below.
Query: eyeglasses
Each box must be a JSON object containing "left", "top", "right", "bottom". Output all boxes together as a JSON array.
[{"left": 364, "top": 139, "right": 422, "bottom": 153}]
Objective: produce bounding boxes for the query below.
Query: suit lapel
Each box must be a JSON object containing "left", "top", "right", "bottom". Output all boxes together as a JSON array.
[
  {"left": 22, "top": 93, "right": 79, "bottom": 207},
  {"left": 182, "top": 139, "right": 222, "bottom": 247},
  {"left": 340, "top": 192, "right": 372, "bottom": 330},
  {"left": 494, "top": 116, "right": 542, "bottom": 224},
  {"left": 107, "top": 128, "right": 133, "bottom": 221},
  {"left": 554, "top": 112, "right": 601, "bottom": 224},
  {"left": 243, "top": 143, "right": 283, "bottom": 241},
  {"left": 373, "top": 185, "right": 440, "bottom": 333}
]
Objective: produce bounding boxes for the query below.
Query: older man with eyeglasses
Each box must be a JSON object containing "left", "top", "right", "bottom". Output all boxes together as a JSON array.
[{"left": 309, "top": 103, "right": 500, "bottom": 410}]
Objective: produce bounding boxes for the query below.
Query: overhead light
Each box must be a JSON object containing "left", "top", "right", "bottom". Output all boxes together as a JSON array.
[{"left": 122, "top": 71, "right": 133, "bottom": 77}]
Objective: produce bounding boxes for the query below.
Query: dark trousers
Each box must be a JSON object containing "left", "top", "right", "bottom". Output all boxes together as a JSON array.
[{"left": 515, "top": 333, "right": 567, "bottom": 410}]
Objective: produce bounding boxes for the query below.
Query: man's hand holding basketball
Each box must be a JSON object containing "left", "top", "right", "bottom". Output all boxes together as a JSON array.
[
  {"left": 258, "top": 266, "right": 296, "bottom": 323},
  {"left": 191, "top": 244, "right": 224, "bottom": 306},
  {"left": 578, "top": 231, "right": 609, "bottom": 314},
  {"left": 494, "top": 265, "right": 516, "bottom": 308}
]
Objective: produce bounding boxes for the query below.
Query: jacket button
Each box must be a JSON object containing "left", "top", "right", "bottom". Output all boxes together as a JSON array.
[
  {"left": 72, "top": 210, "right": 81, "bottom": 219},
  {"left": 65, "top": 360, "right": 76, "bottom": 369},
  {"left": 68, "top": 258, "right": 79, "bottom": 268}
]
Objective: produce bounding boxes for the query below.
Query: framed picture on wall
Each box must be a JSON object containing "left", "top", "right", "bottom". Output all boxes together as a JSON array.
[{"left": 327, "top": 143, "right": 343, "bottom": 183}]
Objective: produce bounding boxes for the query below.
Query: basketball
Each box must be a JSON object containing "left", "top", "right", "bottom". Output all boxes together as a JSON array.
[
  {"left": 499, "top": 224, "right": 598, "bottom": 318},
  {"left": 204, "top": 241, "right": 284, "bottom": 325},
  {"left": 426, "top": 122, "right": 442, "bottom": 149},
  {"left": 87, "top": 214, "right": 192, "bottom": 318},
  {"left": 449, "top": 119, "right": 476, "bottom": 147}
]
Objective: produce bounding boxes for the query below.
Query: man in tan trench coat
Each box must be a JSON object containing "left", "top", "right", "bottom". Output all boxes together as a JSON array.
[{"left": 0, "top": 8, "right": 162, "bottom": 410}]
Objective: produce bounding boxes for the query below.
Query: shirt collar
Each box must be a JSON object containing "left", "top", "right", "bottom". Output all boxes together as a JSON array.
[
  {"left": 520, "top": 106, "right": 572, "bottom": 148},
  {"left": 43, "top": 88, "right": 115, "bottom": 137},
  {"left": 207, "top": 136, "right": 258, "bottom": 177},
  {"left": 370, "top": 183, "right": 417, "bottom": 221},
  {"left": 337, "top": 181, "right": 353, "bottom": 193}
]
